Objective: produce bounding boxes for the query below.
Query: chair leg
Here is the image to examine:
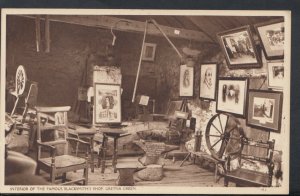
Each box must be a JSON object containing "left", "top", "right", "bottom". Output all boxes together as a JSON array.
[
  {"left": 224, "top": 177, "right": 229, "bottom": 187},
  {"left": 62, "top": 173, "right": 67, "bottom": 183},
  {"left": 84, "top": 166, "right": 88, "bottom": 185},
  {"left": 50, "top": 170, "right": 56, "bottom": 184},
  {"left": 35, "top": 165, "right": 40, "bottom": 175}
]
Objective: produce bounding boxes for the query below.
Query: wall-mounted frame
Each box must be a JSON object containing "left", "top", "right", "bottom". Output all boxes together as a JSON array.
[
  {"left": 216, "top": 77, "right": 248, "bottom": 118},
  {"left": 142, "top": 43, "right": 157, "bottom": 61},
  {"left": 179, "top": 64, "right": 194, "bottom": 97},
  {"left": 217, "top": 25, "right": 261, "bottom": 69},
  {"left": 267, "top": 61, "right": 284, "bottom": 90},
  {"left": 254, "top": 18, "right": 284, "bottom": 60},
  {"left": 94, "top": 83, "right": 121, "bottom": 124},
  {"left": 246, "top": 90, "right": 283, "bottom": 133},
  {"left": 199, "top": 63, "right": 218, "bottom": 100}
]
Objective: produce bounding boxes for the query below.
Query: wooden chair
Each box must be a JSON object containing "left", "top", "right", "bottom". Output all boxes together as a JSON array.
[
  {"left": 35, "top": 106, "right": 90, "bottom": 185},
  {"left": 223, "top": 138, "right": 275, "bottom": 187}
]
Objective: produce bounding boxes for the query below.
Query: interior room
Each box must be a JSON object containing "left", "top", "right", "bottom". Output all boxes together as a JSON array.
[{"left": 3, "top": 10, "right": 289, "bottom": 190}]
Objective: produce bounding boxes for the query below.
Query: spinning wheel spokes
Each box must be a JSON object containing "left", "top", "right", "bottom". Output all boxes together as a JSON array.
[
  {"left": 15, "top": 65, "right": 27, "bottom": 95},
  {"left": 205, "top": 113, "right": 245, "bottom": 161}
]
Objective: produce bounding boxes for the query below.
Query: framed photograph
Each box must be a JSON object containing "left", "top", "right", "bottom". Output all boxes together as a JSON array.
[
  {"left": 217, "top": 26, "right": 261, "bottom": 69},
  {"left": 94, "top": 83, "right": 121, "bottom": 124},
  {"left": 268, "top": 61, "right": 284, "bottom": 90},
  {"left": 199, "top": 63, "right": 218, "bottom": 100},
  {"left": 246, "top": 90, "right": 283, "bottom": 132},
  {"left": 254, "top": 18, "right": 284, "bottom": 60},
  {"left": 216, "top": 77, "right": 248, "bottom": 118},
  {"left": 179, "top": 64, "right": 194, "bottom": 97},
  {"left": 142, "top": 43, "right": 157, "bottom": 61}
]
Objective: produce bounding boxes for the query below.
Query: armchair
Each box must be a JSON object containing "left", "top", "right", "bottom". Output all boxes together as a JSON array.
[
  {"left": 35, "top": 106, "right": 90, "bottom": 185},
  {"left": 223, "top": 138, "right": 275, "bottom": 187}
]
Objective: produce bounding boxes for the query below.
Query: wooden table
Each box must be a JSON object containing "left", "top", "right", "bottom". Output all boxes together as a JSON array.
[
  {"left": 98, "top": 127, "right": 130, "bottom": 173},
  {"left": 70, "top": 127, "right": 97, "bottom": 173}
]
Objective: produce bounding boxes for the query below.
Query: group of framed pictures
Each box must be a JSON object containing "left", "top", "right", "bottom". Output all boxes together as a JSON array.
[
  {"left": 217, "top": 18, "right": 284, "bottom": 69},
  {"left": 179, "top": 62, "right": 283, "bottom": 133}
]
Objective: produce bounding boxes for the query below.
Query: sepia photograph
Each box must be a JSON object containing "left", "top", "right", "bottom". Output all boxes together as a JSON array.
[
  {"left": 94, "top": 83, "right": 121, "bottom": 124},
  {"left": 217, "top": 26, "right": 261, "bottom": 69},
  {"left": 0, "top": 8, "right": 290, "bottom": 195},
  {"left": 179, "top": 64, "right": 194, "bottom": 97},
  {"left": 268, "top": 61, "right": 284, "bottom": 89},
  {"left": 199, "top": 63, "right": 217, "bottom": 100},
  {"left": 216, "top": 78, "right": 248, "bottom": 117},
  {"left": 247, "top": 90, "right": 283, "bottom": 133},
  {"left": 255, "top": 19, "right": 284, "bottom": 60}
]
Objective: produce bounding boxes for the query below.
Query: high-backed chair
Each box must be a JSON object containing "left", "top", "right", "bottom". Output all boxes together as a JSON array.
[
  {"left": 223, "top": 138, "right": 275, "bottom": 187},
  {"left": 35, "top": 106, "right": 90, "bottom": 185}
]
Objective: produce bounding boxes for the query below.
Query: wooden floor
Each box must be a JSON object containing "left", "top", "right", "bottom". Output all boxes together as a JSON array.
[{"left": 46, "top": 156, "right": 225, "bottom": 187}]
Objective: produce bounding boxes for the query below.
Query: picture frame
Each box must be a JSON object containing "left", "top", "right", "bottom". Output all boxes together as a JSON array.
[
  {"left": 216, "top": 77, "right": 248, "bottom": 118},
  {"left": 254, "top": 18, "right": 284, "bottom": 60},
  {"left": 94, "top": 83, "right": 121, "bottom": 124},
  {"left": 246, "top": 90, "right": 283, "bottom": 133},
  {"left": 199, "top": 63, "right": 218, "bottom": 100},
  {"left": 142, "top": 42, "right": 157, "bottom": 61},
  {"left": 217, "top": 25, "right": 262, "bottom": 69},
  {"left": 179, "top": 64, "right": 194, "bottom": 97},
  {"left": 267, "top": 61, "right": 284, "bottom": 90}
]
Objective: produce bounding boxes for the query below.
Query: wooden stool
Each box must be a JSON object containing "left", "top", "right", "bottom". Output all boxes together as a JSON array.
[{"left": 116, "top": 163, "right": 145, "bottom": 186}]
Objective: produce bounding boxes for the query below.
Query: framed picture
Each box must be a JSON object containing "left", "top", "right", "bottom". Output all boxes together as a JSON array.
[
  {"left": 246, "top": 90, "right": 283, "bottom": 132},
  {"left": 267, "top": 61, "right": 284, "bottom": 90},
  {"left": 217, "top": 77, "right": 248, "bottom": 118},
  {"left": 179, "top": 64, "right": 194, "bottom": 97},
  {"left": 142, "top": 43, "right": 157, "bottom": 61},
  {"left": 199, "top": 63, "right": 218, "bottom": 100},
  {"left": 94, "top": 83, "right": 121, "bottom": 124},
  {"left": 217, "top": 26, "right": 261, "bottom": 69},
  {"left": 254, "top": 18, "right": 284, "bottom": 60}
]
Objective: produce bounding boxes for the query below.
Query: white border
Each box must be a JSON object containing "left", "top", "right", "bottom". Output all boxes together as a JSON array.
[{"left": 1, "top": 9, "right": 291, "bottom": 194}]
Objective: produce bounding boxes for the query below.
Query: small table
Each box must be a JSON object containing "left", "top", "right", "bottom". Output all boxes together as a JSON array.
[
  {"left": 98, "top": 127, "right": 130, "bottom": 173},
  {"left": 72, "top": 127, "right": 97, "bottom": 172}
]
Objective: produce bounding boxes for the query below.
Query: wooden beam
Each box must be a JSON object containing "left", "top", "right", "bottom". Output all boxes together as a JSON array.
[{"left": 20, "top": 15, "right": 212, "bottom": 43}]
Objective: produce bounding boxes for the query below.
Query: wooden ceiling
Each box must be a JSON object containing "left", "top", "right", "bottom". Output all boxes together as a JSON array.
[
  {"left": 21, "top": 14, "right": 283, "bottom": 43},
  {"left": 113, "top": 15, "right": 283, "bottom": 42}
]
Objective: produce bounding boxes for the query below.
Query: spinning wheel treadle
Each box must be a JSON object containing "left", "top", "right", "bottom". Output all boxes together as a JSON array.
[{"left": 205, "top": 113, "right": 245, "bottom": 162}]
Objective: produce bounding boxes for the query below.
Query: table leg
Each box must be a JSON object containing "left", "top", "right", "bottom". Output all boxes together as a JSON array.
[
  {"left": 100, "top": 135, "right": 108, "bottom": 173},
  {"left": 112, "top": 137, "right": 118, "bottom": 173},
  {"left": 90, "top": 137, "right": 95, "bottom": 173}
]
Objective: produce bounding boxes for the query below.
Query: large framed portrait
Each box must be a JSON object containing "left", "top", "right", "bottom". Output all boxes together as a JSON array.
[
  {"left": 246, "top": 90, "right": 283, "bottom": 133},
  {"left": 179, "top": 64, "right": 194, "bottom": 97},
  {"left": 267, "top": 61, "right": 284, "bottom": 90},
  {"left": 216, "top": 77, "right": 249, "bottom": 118},
  {"left": 254, "top": 18, "right": 284, "bottom": 60},
  {"left": 94, "top": 83, "right": 121, "bottom": 124},
  {"left": 199, "top": 63, "right": 218, "bottom": 100},
  {"left": 217, "top": 26, "right": 261, "bottom": 69}
]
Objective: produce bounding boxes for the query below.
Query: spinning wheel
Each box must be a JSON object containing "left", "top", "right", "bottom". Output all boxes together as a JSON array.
[
  {"left": 10, "top": 65, "right": 27, "bottom": 116},
  {"left": 205, "top": 113, "right": 246, "bottom": 162},
  {"left": 15, "top": 65, "right": 27, "bottom": 95}
]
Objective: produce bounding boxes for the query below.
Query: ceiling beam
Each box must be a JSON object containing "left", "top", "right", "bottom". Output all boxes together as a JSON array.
[{"left": 20, "top": 15, "right": 213, "bottom": 43}]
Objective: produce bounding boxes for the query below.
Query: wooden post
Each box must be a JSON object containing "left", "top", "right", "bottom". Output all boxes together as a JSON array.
[
  {"left": 132, "top": 20, "right": 148, "bottom": 103},
  {"left": 35, "top": 16, "right": 41, "bottom": 52},
  {"left": 45, "top": 15, "right": 50, "bottom": 53}
]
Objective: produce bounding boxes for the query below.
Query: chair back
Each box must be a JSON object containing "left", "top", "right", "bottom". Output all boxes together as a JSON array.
[
  {"left": 240, "top": 139, "right": 275, "bottom": 164},
  {"left": 21, "top": 82, "right": 38, "bottom": 122},
  {"left": 36, "top": 106, "right": 71, "bottom": 159}
]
